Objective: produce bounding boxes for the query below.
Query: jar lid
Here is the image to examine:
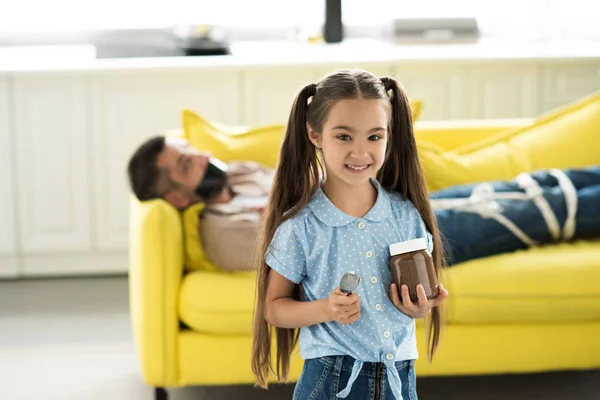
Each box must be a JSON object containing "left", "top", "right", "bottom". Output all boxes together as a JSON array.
[{"left": 389, "top": 238, "right": 427, "bottom": 256}]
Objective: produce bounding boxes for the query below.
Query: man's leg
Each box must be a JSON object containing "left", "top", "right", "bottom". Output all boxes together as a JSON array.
[
  {"left": 430, "top": 180, "right": 521, "bottom": 200},
  {"left": 435, "top": 207, "right": 536, "bottom": 265},
  {"left": 529, "top": 167, "right": 600, "bottom": 238},
  {"left": 430, "top": 177, "right": 531, "bottom": 264},
  {"left": 431, "top": 176, "right": 550, "bottom": 265},
  {"left": 530, "top": 166, "right": 600, "bottom": 189},
  {"left": 575, "top": 184, "right": 600, "bottom": 237},
  {"left": 434, "top": 167, "right": 600, "bottom": 265}
]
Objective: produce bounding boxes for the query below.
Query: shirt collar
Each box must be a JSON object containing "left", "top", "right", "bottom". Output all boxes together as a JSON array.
[{"left": 308, "top": 178, "right": 391, "bottom": 227}]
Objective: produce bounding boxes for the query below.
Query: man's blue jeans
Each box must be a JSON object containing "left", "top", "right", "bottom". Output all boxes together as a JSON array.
[{"left": 430, "top": 166, "right": 600, "bottom": 265}]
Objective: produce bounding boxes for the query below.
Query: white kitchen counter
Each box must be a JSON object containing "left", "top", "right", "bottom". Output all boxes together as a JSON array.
[{"left": 1, "top": 37, "right": 599, "bottom": 74}]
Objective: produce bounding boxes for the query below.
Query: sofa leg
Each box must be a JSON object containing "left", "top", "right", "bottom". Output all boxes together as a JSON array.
[{"left": 155, "top": 387, "right": 168, "bottom": 400}]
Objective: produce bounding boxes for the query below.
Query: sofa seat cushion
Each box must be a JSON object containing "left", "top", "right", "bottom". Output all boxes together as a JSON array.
[
  {"left": 446, "top": 239, "right": 600, "bottom": 324},
  {"left": 179, "top": 270, "right": 256, "bottom": 335},
  {"left": 179, "top": 240, "right": 600, "bottom": 335}
]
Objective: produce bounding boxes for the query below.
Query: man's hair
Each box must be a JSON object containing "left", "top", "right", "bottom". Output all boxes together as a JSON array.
[{"left": 127, "top": 135, "right": 172, "bottom": 201}]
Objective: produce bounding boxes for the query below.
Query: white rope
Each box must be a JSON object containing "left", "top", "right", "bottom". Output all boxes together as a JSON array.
[
  {"left": 515, "top": 173, "right": 561, "bottom": 241},
  {"left": 549, "top": 168, "right": 578, "bottom": 241}
]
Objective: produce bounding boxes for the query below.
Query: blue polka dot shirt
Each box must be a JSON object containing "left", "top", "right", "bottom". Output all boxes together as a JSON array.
[{"left": 265, "top": 178, "right": 433, "bottom": 399}]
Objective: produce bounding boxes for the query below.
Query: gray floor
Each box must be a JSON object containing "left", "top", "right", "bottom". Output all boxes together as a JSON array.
[{"left": 0, "top": 276, "right": 598, "bottom": 400}]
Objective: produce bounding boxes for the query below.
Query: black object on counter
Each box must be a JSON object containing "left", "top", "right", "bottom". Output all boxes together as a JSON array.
[{"left": 324, "top": 0, "right": 343, "bottom": 43}]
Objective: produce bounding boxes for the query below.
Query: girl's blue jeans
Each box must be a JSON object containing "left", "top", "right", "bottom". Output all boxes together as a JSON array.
[{"left": 292, "top": 355, "right": 418, "bottom": 400}]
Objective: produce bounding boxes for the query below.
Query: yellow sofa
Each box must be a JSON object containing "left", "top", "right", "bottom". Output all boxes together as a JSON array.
[{"left": 129, "top": 118, "right": 600, "bottom": 400}]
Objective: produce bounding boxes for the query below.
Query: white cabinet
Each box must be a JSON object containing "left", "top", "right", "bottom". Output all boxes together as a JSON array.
[
  {"left": 392, "top": 64, "right": 540, "bottom": 120},
  {"left": 241, "top": 67, "right": 316, "bottom": 126},
  {"left": 90, "top": 71, "right": 239, "bottom": 251},
  {"left": 542, "top": 63, "right": 600, "bottom": 112},
  {"left": 0, "top": 76, "right": 18, "bottom": 277},
  {"left": 468, "top": 65, "right": 539, "bottom": 119},
  {"left": 392, "top": 65, "right": 470, "bottom": 121},
  {"left": 12, "top": 75, "right": 91, "bottom": 254}
]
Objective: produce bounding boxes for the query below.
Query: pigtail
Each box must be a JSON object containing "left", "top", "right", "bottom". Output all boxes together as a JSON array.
[
  {"left": 274, "top": 83, "right": 321, "bottom": 219},
  {"left": 252, "top": 83, "right": 320, "bottom": 388},
  {"left": 379, "top": 76, "right": 446, "bottom": 363}
]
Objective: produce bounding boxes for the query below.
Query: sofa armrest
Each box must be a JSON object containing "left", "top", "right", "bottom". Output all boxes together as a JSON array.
[
  {"left": 414, "top": 118, "right": 534, "bottom": 151},
  {"left": 128, "top": 197, "right": 184, "bottom": 387}
]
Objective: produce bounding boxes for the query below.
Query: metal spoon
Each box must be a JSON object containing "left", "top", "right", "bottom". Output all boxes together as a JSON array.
[{"left": 340, "top": 271, "right": 360, "bottom": 295}]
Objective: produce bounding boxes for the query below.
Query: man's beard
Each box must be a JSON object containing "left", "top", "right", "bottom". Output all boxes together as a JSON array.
[{"left": 194, "top": 157, "right": 229, "bottom": 203}]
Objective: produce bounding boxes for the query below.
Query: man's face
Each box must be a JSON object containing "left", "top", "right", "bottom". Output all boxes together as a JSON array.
[{"left": 156, "top": 138, "right": 210, "bottom": 209}]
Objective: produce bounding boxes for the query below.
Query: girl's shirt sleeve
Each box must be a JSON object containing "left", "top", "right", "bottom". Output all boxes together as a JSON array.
[{"left": 264, "top": 219, "right": 307, "bottom": 284}]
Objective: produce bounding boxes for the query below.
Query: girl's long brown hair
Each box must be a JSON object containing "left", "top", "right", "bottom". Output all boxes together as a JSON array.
[{"left": 251, "top": 69, "right": 445, "bottom": 388}]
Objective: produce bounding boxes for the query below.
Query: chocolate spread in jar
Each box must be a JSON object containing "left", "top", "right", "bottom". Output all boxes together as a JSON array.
[{"left": 389, "top": 238, "right": 438, "bottom": 302}]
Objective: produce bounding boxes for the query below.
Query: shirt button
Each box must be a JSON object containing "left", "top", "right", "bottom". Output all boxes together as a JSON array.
[
  {"left": 386, "top": 352, "right": 394, "bottom": 361},
  {"left": 375, "top": 304, "right": 382, "bottom": 311},
  {"left": 358, "top": 221, "right": 366, "bottom": 229},
  {"left": 365, "top": 250, "right": 373, "bottom": 258},
  {"left": 370, "top": 276, "right": 378, "bottom": 284},
  {"left": 384, "top": 330, "right": 391, "bottom": 338}
]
